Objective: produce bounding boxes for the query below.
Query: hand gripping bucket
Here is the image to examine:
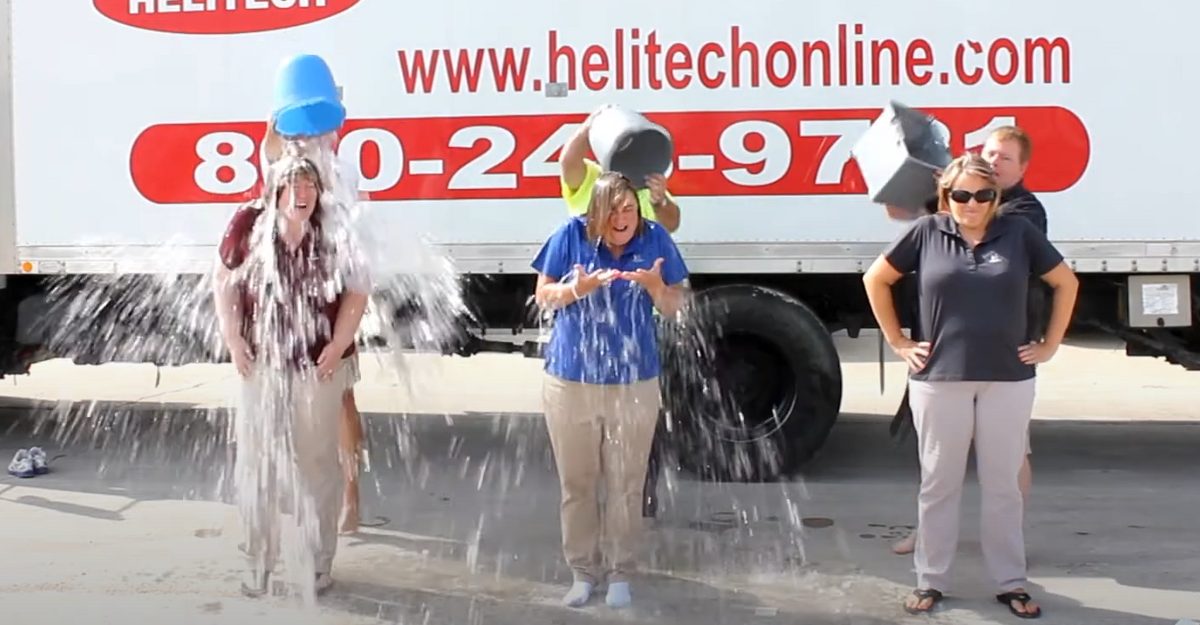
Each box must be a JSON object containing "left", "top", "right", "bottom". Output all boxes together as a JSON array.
[
  {"left": 587, "top": 106, "right": 674, "bottom": 189},
  {"left": 271, "top": 54, "right": 346, "bottom": 138}
]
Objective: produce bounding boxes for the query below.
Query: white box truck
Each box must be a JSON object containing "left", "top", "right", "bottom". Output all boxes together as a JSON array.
[{"left": 1, "top": 0, "right": 1196, "bottom": 479}]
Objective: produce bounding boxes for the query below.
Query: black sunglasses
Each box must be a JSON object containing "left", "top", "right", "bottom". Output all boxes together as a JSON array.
[{"left": 948, "top": 188, "right": 998, "bottom": 204}]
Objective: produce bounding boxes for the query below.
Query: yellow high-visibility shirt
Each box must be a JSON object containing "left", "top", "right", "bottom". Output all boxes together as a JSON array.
[{"left": 561, "top": 159, "right": 674, "bottom": 221}]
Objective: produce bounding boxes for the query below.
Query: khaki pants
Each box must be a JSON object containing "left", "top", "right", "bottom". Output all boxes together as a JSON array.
[
  {"left": 542, "top": 373, "right": 661, "bottom": 584},
  {"left": 235, "top": 359, "right": 352, "bottom": 577},
  {"left": 909, "top": 378, "right": 1036, "bottom": 592}
]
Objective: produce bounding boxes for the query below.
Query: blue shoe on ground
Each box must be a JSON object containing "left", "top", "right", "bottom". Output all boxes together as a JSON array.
[
  {"left": 28, "top": 447, "right": 48, "bottom": 475},
  {"left": 8, "top": 449, "right": 35, "bottom": 478},
  {"left": 606, "top": 581, "right": 632, "bottom": 609}
]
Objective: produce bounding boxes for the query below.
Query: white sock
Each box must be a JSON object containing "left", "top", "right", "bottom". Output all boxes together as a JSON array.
[
  {"left": 606, "top": 581, "right": 632, "bottom": 608},
  {"left": 562, "top": 581, "right": 593, "bottom": 607}
]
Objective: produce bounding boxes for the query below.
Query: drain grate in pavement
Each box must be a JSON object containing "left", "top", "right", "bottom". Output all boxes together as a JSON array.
[
  {"left": 688, "top": 511, "right": 740, "bottom": 533},
  {"left": 856, "top": 523, "right": 916, "bottom": 541}
]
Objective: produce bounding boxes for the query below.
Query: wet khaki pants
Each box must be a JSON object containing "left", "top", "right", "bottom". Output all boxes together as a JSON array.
[
  {"left": 543, "top": 374, "right": 661, "bottom": 584},
  {"left": 909, "top": 378, "right": 1036, "bottom": 592},
  {"left": 236, "top": 360, "right": 351, "bottom": 577}
]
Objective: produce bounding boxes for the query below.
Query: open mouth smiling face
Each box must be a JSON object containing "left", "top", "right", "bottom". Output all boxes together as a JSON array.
[
  {"left": 280, "top": 174, "right": 320, "bottom": 223},
  {"left": 606, "top": 191, "right": 639, "bottom": 247}
]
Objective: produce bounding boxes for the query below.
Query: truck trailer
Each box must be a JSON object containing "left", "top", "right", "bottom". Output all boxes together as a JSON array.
[{"left": 1, "top": 0, "right": 1196, "bottom": 480}]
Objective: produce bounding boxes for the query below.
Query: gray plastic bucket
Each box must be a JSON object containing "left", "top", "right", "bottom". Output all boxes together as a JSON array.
[
  {"left": 587, "top": 106, "right": 674, "bottom": 189},
  {"left": 851, "top": 101, "right": 951, "bottom": 211}
]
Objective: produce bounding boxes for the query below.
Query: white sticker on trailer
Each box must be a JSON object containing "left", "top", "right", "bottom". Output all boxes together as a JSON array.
[{"left": 1141, "top": 283, "right": 1180, "bottom": 316}]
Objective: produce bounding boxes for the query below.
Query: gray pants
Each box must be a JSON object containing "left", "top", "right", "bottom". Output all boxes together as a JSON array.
[
  {"left": 909, "top": 378, "right": 1036, "bottom": 592},
  {"left": 235, "top": 359, "right": 351, "bottom": 577}
]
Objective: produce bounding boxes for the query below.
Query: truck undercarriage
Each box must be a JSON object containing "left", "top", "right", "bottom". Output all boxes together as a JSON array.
[{"left": 0, "top": 266, "right": 1194, "bottom": 482}]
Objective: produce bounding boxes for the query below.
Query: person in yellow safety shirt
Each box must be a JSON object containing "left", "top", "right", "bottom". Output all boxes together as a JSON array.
[{"left": 559, "top": 106, "right": 681, "bottom": 233}]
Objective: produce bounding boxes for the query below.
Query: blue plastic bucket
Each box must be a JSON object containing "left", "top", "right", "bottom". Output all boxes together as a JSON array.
[{"left": 271, "top": 54, "right": 346, "bottom": 137}]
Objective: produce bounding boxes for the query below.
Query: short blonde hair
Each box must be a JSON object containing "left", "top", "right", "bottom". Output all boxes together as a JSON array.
[
  {"left": 989, "top": 125, "right": 1032, "bottom": 164},
  {"left": 936, "top": 153, "right": 1001, "bottom": 215},
  {"left": 585, "top": 173, "right": 641, "bottom": 241}
]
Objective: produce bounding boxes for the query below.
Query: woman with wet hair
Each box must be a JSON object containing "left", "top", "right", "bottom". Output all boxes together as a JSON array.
[
  {"left": 532, "top": 172, "right": 689, "bottom": 609},
  {"left": 862, "top": 153, "right": 1078, "bottom": 618},
  {"left": 264, "top": 119, "right": 370, "bottom": 535},
  {"left": 213, "top": 151, "right": 369, "bottom": 598}
]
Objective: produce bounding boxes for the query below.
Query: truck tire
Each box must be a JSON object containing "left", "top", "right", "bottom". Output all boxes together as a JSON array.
[{"left": 658, "top": 284, "right": 842, "bottom": 482}]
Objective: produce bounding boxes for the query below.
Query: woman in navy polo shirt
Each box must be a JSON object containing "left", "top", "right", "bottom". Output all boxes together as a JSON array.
[
  {"left": 532, "top": 172, "right": 689, "bottom": 609},
  {"left": 863, "top": 154, "right": 1078, "bottom": 618}
]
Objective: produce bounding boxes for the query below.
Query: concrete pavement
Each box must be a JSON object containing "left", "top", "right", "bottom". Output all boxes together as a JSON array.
[{"left": 0, "top": 331, "right": 1197, "bottom": 624}]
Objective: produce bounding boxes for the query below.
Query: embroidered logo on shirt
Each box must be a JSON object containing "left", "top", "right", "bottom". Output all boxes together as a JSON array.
[{"left": 981, "top": 251, "right": 1006, "bottom": 264}]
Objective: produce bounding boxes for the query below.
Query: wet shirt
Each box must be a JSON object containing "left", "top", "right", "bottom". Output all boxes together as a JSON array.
[
  {"left": 219, "top": 203, "right": 355, "bottom": 370},
  {"left": 532, "top": 217, "right": 688, "bottom": 385},
  {"left": 884, "top": 213, "right": 1064, "bottom": 382}
]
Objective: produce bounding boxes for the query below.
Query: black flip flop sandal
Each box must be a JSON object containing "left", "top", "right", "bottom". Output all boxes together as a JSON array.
[
  {"left": 904, "top": 588, "right": 943, "bottom": 615},
  {"left": 996, "top": 591, "right": 1042, "bottom": 619}
]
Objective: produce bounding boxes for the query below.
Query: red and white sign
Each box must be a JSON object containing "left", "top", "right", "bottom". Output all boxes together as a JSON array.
[
  {"left": 93, "top": 0, "right": 360, "bottom": 34},
  {"left": 130, "top": 106, "right": 1091, "bottom": 204},
  {"left": 12, "top": 0, "right": 1193, "bottom": 246}
]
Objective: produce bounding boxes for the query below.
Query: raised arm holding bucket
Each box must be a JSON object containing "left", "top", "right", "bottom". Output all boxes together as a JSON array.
[{"left": 560, "top": 105, "right": 681, "bottom": 233}]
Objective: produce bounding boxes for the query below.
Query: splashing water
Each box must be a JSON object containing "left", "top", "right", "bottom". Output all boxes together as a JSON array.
[
  {"left": 14, "top": 133, "right": 829, "bottom": 614},
  {"left": 25, "top": 133, "right": 471, "bottom": 606},
  {"left": 528, "top": 247, "right": 814, "bottom": 581},
  {"left": 656, "top": 297, "right": 819, "bottom": 572}
]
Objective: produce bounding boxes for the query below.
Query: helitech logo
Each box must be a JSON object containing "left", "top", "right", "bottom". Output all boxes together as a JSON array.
[{"left": 94, "top": 0, "right": 360, "bottom": 35}]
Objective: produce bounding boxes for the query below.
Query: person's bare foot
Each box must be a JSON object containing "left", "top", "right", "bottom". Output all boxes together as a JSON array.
[
  {"left": 903, "top": 588, "right": 943, "bottom": 614},
  {"left": 892, "top": 531, "right": 916, "bottom": 555}
]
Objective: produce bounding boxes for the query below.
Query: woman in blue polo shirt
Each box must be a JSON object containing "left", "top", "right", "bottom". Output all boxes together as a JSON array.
[
  {"left": 532, "top": 172, "right": 689, "bottom": 610},
  {"left": 863, "top": 154, "right": 1078, "bottom": 619}
]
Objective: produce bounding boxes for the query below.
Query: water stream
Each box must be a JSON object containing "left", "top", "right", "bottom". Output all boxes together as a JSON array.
[{"left": 13, "top": 134, "right": 820, "bottom": 615}]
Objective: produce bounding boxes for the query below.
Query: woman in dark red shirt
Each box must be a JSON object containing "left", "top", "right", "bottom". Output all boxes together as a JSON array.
[
  {"left": 213, "top": 153, "right": 368, "bottom": 598},
  {"left": 263, "top": 122, "right": 369, "bottom": 536}
]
